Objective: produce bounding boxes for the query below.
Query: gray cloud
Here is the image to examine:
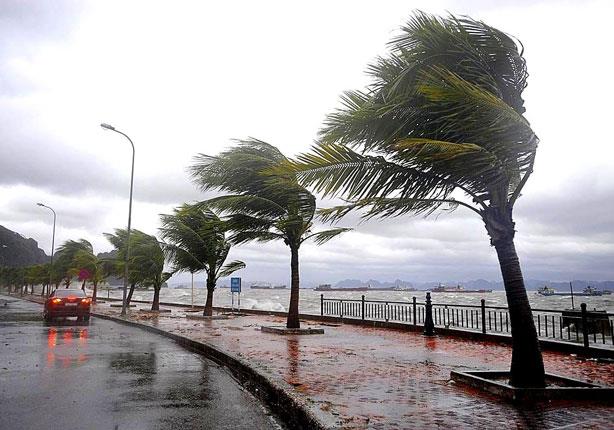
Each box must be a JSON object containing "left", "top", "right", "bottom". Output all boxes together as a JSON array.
[{"left": 0, "top": 1, "right": 83, "bottom": 95}]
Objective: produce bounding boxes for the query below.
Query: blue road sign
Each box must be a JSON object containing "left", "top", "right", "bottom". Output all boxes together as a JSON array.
[{"left": 230, "top": 277, "right": 241, "bottom": 293}]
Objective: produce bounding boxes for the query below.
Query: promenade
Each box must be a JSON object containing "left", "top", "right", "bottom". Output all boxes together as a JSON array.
[
  {"left": 93, "top": 300, "right": 613, "bottom": 429},
  {"left": 12, "top": 294, "right": 614, "bottom": 429}
]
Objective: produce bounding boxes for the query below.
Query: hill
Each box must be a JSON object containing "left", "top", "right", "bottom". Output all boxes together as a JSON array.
[{"left": 0, "top": 225, "right": 49, "bottom": 267}]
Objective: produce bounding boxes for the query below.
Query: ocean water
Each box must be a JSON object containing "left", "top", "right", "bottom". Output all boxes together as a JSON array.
[{"left": 101, "top": 286, "right": 614, "bottom": 314}]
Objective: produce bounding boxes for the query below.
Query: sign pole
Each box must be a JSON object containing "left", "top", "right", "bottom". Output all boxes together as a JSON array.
[{"left": 230, "top": 277, "right": 241, "bottom": 314}]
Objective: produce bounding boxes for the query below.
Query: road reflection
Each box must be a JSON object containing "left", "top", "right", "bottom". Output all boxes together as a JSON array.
[{"left": 45, "top": 325, "right": 90, "bottom": 368}]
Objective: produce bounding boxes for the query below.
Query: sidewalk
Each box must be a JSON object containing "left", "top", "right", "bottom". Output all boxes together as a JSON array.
[{"left": 14, "top": 294, "right": 614, "bottom": 428}]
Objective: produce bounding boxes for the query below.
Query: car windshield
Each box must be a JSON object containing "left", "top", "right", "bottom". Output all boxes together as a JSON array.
[{"left": 53, "top": 289, "right": 86, "bottom": 298}]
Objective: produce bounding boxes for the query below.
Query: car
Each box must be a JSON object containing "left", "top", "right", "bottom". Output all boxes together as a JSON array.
[{"left": 44, "top": 289, "right": 91, "bottom": 322}]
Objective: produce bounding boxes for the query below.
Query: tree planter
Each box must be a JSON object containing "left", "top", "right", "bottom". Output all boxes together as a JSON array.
[
  {"left": 138, "top": 309, "right": 171, "bottom": 313},
  {"left": 186, "top": 314, "right": 230, "bottom": 320},
  {"left": 450, "top": 370, "right": 614, "bottom": 402},
  {"left": 261, "top": 326, "right": 324, "bottom": 335}
]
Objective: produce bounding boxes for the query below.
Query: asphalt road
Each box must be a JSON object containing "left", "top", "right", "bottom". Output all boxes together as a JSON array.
[{"left": 0, "top": 297, "right": 284, "bottom": 430}]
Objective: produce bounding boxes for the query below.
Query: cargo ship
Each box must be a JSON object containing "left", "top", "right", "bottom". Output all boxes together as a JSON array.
[
  {"left": 250, "top": 283, "right": 287, "bottom": 290},
  {"left": 314, "top": 284, "right": 416, "bottom": 292},
  {"left": 429, "top": 284, "right": 492, "bottom": 293},
  {"left": 537, "top": 285, "right": 604, "bottom": 296}
]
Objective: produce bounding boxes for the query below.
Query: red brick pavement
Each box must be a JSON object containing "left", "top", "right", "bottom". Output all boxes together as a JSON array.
[{"left": 88, "top": 301, "right": 613, "bottom": 429}]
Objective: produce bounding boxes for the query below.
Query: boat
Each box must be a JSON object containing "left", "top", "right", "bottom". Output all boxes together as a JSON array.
[
  {"left": 537, "top": 286, "right": 556, "bottom": 296},
  {"left": 314, "top": 283, "right": 416, "bottom": 292},
  {"left": 580, "top": 286, "right": 603, "bottom": 296},
  {"left": 314, "top": 284, "right": 370, "bottom": 292},
  {"left": 250, "top": 283, "right": 287, "bottom": 290},
  {"left": 430, "top": 284, "right": 492, "bottom": 293},
  {"left": 537, "top": 285, "right": 604, "bottom": 296}
]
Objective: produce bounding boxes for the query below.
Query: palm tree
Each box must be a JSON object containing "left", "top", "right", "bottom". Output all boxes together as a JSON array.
[
  {"left": 54, "top": 239, "right": 93, "bottom": 288},
  {"left": 25, "top": 264, "right": 49, "bottom": 295},
  {"left": 190, "top": 139, "right": 350, "bottom": 329},
  {"left": 128, "top": 233, "right": 173, "bottom": 311},
  {"left": 104, "top": 229, "right": 147, "bottom": 305},
  {"left": 72, "top": 250, "right": 108, "bottom": 302},
  {"left": 105, "top": 228, "right": 172, "bottom": 310},
  {"left": 286, "top": 13, "right": 544, "bottom": 387},
  {"left": 159, "top": 203, "right": 245, "bottom": 316}
]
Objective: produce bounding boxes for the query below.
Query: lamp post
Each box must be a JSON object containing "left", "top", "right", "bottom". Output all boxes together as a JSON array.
[
  {"left": 100, "top": 123, "right": 135, "bottom": 317},
  {"left": 36, "top": 203, "right": 56, "bottom": 297}
]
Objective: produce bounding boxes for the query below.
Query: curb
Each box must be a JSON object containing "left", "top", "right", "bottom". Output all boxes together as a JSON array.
[{"left": 91, "top": 311, "right": 335, "bottom": 430}]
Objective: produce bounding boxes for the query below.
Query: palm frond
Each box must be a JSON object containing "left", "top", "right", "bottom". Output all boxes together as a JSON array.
[
  {"left": 303, "top": 228, "right": 352, "bottom": 245},
  {"left": 216, "top": 260, "right": 246, "bottom": 279}
]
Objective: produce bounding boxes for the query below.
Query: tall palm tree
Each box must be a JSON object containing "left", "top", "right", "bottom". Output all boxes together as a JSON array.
[
  {"left": 159, "top": 203, "right": 245, "bottom": 316},
  {"left": 190, "top": 139, "right": 350, "bottom": 328},
  {"left": 128, "top": 232, "right": 173, "bottom": 311},
  {"left": 72, "top": 250, "right": 108, "bottom": 302},
  {"left": 104, "top": 229, "right": 147, "bottom": 305},
  {"left": 286, "top": 13, "right": 544, "bottom": 387},
  {"left": 54, "top": 239, "right": 93, "bottom": 289}
]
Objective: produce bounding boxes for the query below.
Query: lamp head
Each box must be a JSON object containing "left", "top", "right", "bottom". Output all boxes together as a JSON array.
[
  {"left": 100, "top": 123, "right": 115, "bottom": 130},
  {"left": 37, "top": 203, "right": 44, "bottom": 207}
]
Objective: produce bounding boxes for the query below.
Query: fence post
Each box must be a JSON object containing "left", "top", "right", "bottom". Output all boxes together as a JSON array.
[
  {"left": 481, "top": 299, "right": 486, "bottom": 334},
  {"left": 412, "top": 296, "right": 417, "bottom": 326},
  {"left": 423, "top": 292, "right": 435, "bottom": 336},
  {"left": 320, "top": 294, "right": 324, "bottom": 316},
  {"left": 581, "top": 303, "right": 589, "bottom": 349},
  {"left": 361, "top": 295, "right": 365, "bottom": 321}
]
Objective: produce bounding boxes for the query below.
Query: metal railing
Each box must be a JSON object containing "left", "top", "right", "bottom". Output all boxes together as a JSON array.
[{"left": 321, "top": 294, "right": 614, "bottom": 348}]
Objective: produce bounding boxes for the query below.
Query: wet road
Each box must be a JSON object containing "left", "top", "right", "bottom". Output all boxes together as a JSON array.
[{"left": 0, "top": 298, "right": 283, "bottom": 430}]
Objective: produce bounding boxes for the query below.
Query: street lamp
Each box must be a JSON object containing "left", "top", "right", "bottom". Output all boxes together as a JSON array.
[
  {"left": 37, "top": 203, "right": 56, "bottom": 297},
  {"left": 100, "top": 122, "right": 135, "bottom": 317}
]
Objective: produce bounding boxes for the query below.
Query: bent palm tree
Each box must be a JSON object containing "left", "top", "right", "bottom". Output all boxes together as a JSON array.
[
  {"left": 160, "top": 203, "right": 245, "bottom": 316},
  {"left": 104, "top": 229, "right": 149, "bottom": 305},
  {"left": 190, "top": 139, "right": 349, "bottom": 328},
  {"left": 55, "top": 239, "right": 93, "bottom": 289},
  {"left": 287, "top": 13, "right": 544, "bottom": 387},
  {"left": 128, "top": 232, "right": 173, "bottom": 311},
  {"left": 72, "top": 250, "right": 108, "bottom": 302}
]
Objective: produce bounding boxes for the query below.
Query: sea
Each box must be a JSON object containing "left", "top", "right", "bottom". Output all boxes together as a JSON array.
[{"left": 100, "top": 286, "right": 614, "bottom": 314}]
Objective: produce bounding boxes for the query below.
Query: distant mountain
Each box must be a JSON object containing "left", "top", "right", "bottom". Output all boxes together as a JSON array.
[
  {"left": 97, "top": 250, "right": 118, "bottom": 260},
  {"left": 0, "top": 225, "right": 49, "bottom": 267}
]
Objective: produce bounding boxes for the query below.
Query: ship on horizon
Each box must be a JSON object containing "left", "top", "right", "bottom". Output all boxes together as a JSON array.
[
  {"left": 314, "top": 283, "right": 416, "bottom": 292},
  {"left": 429, "top": 284, "right": 492, "bottom": 293},
  {"left": 250, "top": 283, "right": 287, "bottom": 290},
  {"left": 537, "top": 285, "right": 607, "bottom": 296}
]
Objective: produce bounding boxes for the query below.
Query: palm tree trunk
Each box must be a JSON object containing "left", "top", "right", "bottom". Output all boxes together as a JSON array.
[
  {"left": 203, "top": 274, "right": 215, "bottom": 317},
  {"left": 494, "top": 237, "right": 545, "bottom": 388},
  {"left": 126, "top": 282, "right": 136, "bottom": 305},
  {"left": 81, "top": 279, "right": 86, "bottom": 291},
  {"left": 151, "top": 285, "right": 160, "bottom": 311},
  {"left": 286, "top": 245, "right": 300, "bottom": 329},
  {"left": 92, "top": 281, "right": 98, "bottom": 302}
]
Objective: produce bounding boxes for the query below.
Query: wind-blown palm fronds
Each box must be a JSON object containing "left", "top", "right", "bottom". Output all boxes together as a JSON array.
[
  {"left": 103, "top": 229, "right": 152, "bottom": 305},
  {"left": 287, "top": 12, "right": 543, "bottom": 387},
  {"left": 190, "top": 138, "right": 350, "bottom": 328},
  {"left": 159, "top": 203, "right": 245, "bottom": 316},
  {"left": 54, "top": 239, "right": 93, "bottom": 289}
]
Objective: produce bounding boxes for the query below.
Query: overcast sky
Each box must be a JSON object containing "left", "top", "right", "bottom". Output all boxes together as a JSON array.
[{"left": 1, "top": 0, "right": 613, "bottom": 286}]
